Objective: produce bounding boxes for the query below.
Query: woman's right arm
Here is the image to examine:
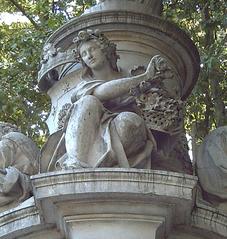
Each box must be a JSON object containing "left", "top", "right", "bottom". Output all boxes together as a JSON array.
[{"left": 93, "top": 58, "right": 156, "bottom": 101}]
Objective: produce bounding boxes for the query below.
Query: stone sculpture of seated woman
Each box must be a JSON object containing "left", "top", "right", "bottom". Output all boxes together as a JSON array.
[{"left": 45, "top": 30, "right": 183, "bottom": 171}]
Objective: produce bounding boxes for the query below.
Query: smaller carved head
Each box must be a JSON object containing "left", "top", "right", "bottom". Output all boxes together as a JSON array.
[
  {"left": 73, "top": 29, "right": 119, "bottom": 76},
  {"left": 0, "top": 122, "right": 19, "bottom": 139}
]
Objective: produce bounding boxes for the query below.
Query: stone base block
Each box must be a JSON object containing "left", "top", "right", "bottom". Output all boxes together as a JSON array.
[
  {"left": 1, "top": 169, "right": 227, "bottom": 238},
  {"left": 31, "top": 169, "right": 197, "bottom": 238}
]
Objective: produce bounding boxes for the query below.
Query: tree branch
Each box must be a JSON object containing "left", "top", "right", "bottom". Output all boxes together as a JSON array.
[{"left": 7, "top": 0, "right": 40, "bottom": 30}]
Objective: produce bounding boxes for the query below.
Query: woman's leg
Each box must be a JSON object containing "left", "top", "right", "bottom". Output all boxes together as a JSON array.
[
  {"left": 113, "top": 112, "right": 148, "bottom": 156},
  {"left": 64, "top": 95, "right": 103, "bottom": 168}
]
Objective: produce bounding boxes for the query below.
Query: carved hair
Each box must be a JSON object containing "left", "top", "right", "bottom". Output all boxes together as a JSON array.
[
  {"left": 73, "top": 29, "right": 119, "bottom": 76},
  {"left": 0, "top": 122, "right": 19, "bottom": 136}
]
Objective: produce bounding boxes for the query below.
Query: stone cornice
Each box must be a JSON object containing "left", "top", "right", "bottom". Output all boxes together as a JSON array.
[
  {"left": 192, "top": 203, "right": 227, "bottom": 238},
  {"left": 31, "top": 169, "right": 197, "bottom": 201},
  {"left": 0, "top": 198, "right": 41, "bottom": 238},
  {"left": 31, "top": 169, "right": 197, "bottom": 238},
  {"left": 1, "top": 170, "right": 227, "bottom": 238},
  {"left": 47, "top": 11, "right": 197, "bottom": 52}
]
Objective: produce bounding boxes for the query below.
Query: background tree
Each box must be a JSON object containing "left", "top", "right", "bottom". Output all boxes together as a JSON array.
[
  {"left": 0, "top": 0, "right": 226, "bottom": 157},
  {"left": 163, "top": 0, "right": 227, "bottom": 158},
  {"left": 0, "top": 0, "right": 95, "bottom": 145}
]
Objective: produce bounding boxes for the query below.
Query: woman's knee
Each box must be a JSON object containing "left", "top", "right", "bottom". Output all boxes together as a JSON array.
[
  {"left": 114, "top": 112, "right": 147, "bottom": 155},
  {"left": 114, "top": 112, "right": 145, "bottom": 132}
]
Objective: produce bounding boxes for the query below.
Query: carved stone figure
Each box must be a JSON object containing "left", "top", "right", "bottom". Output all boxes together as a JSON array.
[
  {"left": 0, "top": 122, "right": 39, "bottom": 207},
  {"left": 42, "top": 30, "right": 183, "bottom": 171},
  {"left": 197, "top": 126, "right": 227, "bottom": 202}
]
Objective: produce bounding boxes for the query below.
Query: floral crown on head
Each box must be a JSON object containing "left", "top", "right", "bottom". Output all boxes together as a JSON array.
[{"left": 73, "top": 29, "right": 105, "bottom": 46}]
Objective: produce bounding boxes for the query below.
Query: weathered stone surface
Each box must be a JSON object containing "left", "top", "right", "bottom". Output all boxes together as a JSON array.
[
  {"left": 84, "top": 0, "right": 163, "bottom": 16},
  {"left": 192, "top": 202, "right": 227, "bottom": 238},
  {"left": 0, "top": 122, "right": 39, "bottom": 209},
  {"left": 197, "top": 126, "right": 227, "bottom": 201},
  {"left": 31, "top": 169, "right": 197, "bottom": 238},
  {"left": 0, "top": 197, "right": 41, "bottom": 238},
  {"left": 168, "top": 226, "right": 227, "bottom": 239},
  {"left": 63, "top": 203, "right": 167, "bottom": 239},
  {"left": 0, "top": 197, "right": 63, "bottom": 239},
  {"left": 31, "top": 169, "right": 197, "bottom": 201},
  {"left": 17, "top": 229, "right": 64, "bottom": 239},
  {"left": 0, "top": 169, "right": 226, "bottom": 238}
]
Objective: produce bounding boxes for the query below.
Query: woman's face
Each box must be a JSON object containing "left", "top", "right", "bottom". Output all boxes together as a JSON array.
[{"left": 79, "top": 40, "right": 107, "bottom": 70}]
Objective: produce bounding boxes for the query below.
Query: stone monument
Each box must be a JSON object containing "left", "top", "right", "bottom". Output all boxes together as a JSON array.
[{"left": 1, "top": 1, "right": 227, "bottom": 239}]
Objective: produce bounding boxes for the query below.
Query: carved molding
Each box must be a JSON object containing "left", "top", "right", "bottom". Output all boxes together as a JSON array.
[
  {"left": 31, "top": 169, "right": 197, "bottom": 201},
  {"left": 192, "top": 203, "right": 227, "bottom": 238},
  {"left": 0, "top": 170, "right": 226, "bottom": 238}
]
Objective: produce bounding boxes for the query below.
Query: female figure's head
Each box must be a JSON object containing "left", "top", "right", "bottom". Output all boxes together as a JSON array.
[
  {"left": 79, "top": 40, "right": 108, "bottom": 71},
  {"left": 73, "top": 30, "right": 119, "bottom": 76}
]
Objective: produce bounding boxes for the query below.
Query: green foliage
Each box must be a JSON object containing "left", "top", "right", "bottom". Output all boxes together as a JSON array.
[
  {"left": 0, "top": 22, "right": 50, "bottom": 146},
  {"left": 0, "top": 0, "right": 226, "bottom": 149},
  {"left": 0, "top": 0, "right": 94, "bottom": 146},
  {"left": 163, "top": 0, "right": 227, "bottom": 143}
]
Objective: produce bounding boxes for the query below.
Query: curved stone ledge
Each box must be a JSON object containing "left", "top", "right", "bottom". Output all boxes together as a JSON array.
[
  {"left": 47, "top": 12, "right": 197, "bottom": 54},
  {"left": 30, "top": 169, "right": 197, "bottom": 238},
  {"left": 31, "top": 169, "right": 197, "bottom": 201},
  {"left": 0, "top": 197, "right": 41, "bottom": 238},
  {"left": 192, "top": 203, "right": 227, "bottom": 238}
]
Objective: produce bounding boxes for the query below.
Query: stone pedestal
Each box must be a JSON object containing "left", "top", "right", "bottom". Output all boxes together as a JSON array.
[
  {"left": 1, "top": 169, "right": 227, "bottom": 238},
  {"left": 31, "top": 169, "right": 197, "bottom": 239}
]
